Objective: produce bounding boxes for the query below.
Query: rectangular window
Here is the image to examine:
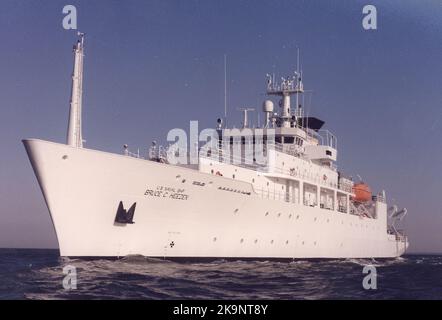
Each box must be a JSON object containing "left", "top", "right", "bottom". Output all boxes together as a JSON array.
[
  {"left": 326, "top": 150, "right": 332, "bottom": 156},
  {"left": 284, "top": 137, "right": 294, "bottom": 144}
]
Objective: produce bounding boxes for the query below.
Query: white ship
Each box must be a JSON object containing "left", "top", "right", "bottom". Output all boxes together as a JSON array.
[{"left": 23, "top": 34, "right": 408, "bottom": 259}]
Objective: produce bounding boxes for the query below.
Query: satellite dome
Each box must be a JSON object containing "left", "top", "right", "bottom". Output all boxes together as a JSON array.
[{"left": 262, "top": 100, "right": 274, "bottom": 113}]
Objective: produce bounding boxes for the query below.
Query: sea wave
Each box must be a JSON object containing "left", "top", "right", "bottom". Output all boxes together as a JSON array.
[{"left": 1, "top": 250, "right": 441, "bottom": 299}]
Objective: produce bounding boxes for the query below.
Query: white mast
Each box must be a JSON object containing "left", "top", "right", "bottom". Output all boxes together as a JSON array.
[
  {"left": 238, "top": 107, "right": 255, "bottom": 128},
  {"left": 67, "top": 32, "right": 85, "bottom": 148},
  {"left": 224, "top": 54, "right": 227, "bottom": 127},
  {"left": 296, "top": 48, "right": 300, "bottom": 120}
]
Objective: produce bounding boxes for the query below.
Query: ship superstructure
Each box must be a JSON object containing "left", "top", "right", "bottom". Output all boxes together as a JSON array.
[{"left": 23, "top": 34, "right": 408, "bottom": 258}]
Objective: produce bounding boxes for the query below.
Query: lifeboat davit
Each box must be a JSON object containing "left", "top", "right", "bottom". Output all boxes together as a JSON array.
[{"left": 352, "top": 182, "right": 372, "bottom": 202}]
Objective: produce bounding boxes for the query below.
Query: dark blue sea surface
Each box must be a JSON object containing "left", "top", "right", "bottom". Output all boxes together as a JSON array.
[{"left": 0, "top": 249, "right": 440, "bottom": 299}]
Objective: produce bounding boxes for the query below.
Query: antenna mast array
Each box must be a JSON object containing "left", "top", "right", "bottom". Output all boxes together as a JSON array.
[{"left": 265, "top": 58, "right": 304, "bottom": 128}]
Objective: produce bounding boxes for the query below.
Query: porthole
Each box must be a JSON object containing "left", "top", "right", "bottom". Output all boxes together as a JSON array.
[
  {"left": 62, "top": 155, "right": 68, "bottom": 160},
  {"left": 271, "top": 240, "right": 274, "bottom": 244},
  {"left": 278, "top": 213, "right": 281, "bottom": 217},
  {"left": 254, "top": 239, "right": 258, "bottom": 244},
  {"left": 296, "top": 215, "right": 300, "bottom": 219},
  {"left": 286, "top": 240, "right": 289, "bottom": 245},
  {"left": 289, "top": 214, "right": 292, "bottom": 219},
  {"left": 213, "top": 237, "right": 217, "bottom": 242},
  {"left": 240, "top": 238, "right": 244, "bottom": 243},
  {"left": 182, "top": 179, "right": 186, "bottom": 183},
  {"left": 265, "top": 212, "right": 269, "bottom": 216}
]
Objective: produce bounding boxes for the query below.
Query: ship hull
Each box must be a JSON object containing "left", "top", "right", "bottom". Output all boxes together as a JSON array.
[{"left": 23, "top": 139, "right": 408, "bottom": 259}]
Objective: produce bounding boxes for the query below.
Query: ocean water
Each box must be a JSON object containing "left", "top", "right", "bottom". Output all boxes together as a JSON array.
[{"left": 0, "top": 249, "right": 441, "bottom": 300}]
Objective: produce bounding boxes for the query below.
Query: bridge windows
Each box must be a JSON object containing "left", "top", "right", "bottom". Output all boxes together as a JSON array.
[
  {"left": 273, "top": 135, "right": 304, "bottom": 146},
  {"left": 284, "top": 136, "right": 294, "bottom": 144}
]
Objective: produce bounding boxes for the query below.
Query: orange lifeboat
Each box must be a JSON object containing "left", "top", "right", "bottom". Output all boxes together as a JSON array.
[{"left": 352, "top": 182, "right": 372, "bottom": 202}]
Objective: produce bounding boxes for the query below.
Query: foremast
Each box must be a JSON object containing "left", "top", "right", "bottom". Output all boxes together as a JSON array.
[{"left": 67, "top": 32, "right": 85, "bottom": 148}]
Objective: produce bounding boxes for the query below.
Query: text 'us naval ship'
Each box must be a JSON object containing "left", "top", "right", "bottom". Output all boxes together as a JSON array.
[{"left": 23, "top": 34, "right": 408, "bottom": 258}]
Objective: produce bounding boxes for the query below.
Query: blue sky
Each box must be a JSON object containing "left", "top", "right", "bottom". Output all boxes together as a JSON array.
[{"left": 0, "top": 0, "right": 441, "bottom": 252}]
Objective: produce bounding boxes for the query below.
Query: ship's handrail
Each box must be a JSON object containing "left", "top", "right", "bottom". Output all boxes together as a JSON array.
[
  {"left": 395, "top": 230, "right": 407, "bottom": 242},
  {"left": 124, "top": 149, "right": 144, "bottom": 159},
  {"left": 199, "top": 141, "right": 269, "bottom": 168},
  {"left": 253, "top": 187, "right": 384, "bottom": 219},
  {"left": 297, "top": 126, "right": 337, "bottom": 149},
  {"left": 148, "top": 145, "right": 168, "bottom": 162},
  {"left": 199, "top": 142, "right": 352, "bottom": 193},
  {"left": 252, "top": 187, "right": 335, "bottom": 211},
  {"left": 270, "top": 166, "right": 352, "bottom": 193},
  {"left": 254, "top": 187, "right": 292, "bottom": 203},
  {"left": 315, "top": 130, "right": 337, "bottom": 149},
  {"left": 200, "top": 140, "right": 301, "bottom": 163},
  {"left": 127, "top": 141, "right": 351, "bottom": 194},
  {"left": 388, "top": 228, "right": 407, "bottom": 242}
]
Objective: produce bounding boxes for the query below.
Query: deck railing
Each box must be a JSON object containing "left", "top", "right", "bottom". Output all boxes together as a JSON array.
[{"left": 199, "top": 142, "right": 354, "bottom": 194}]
